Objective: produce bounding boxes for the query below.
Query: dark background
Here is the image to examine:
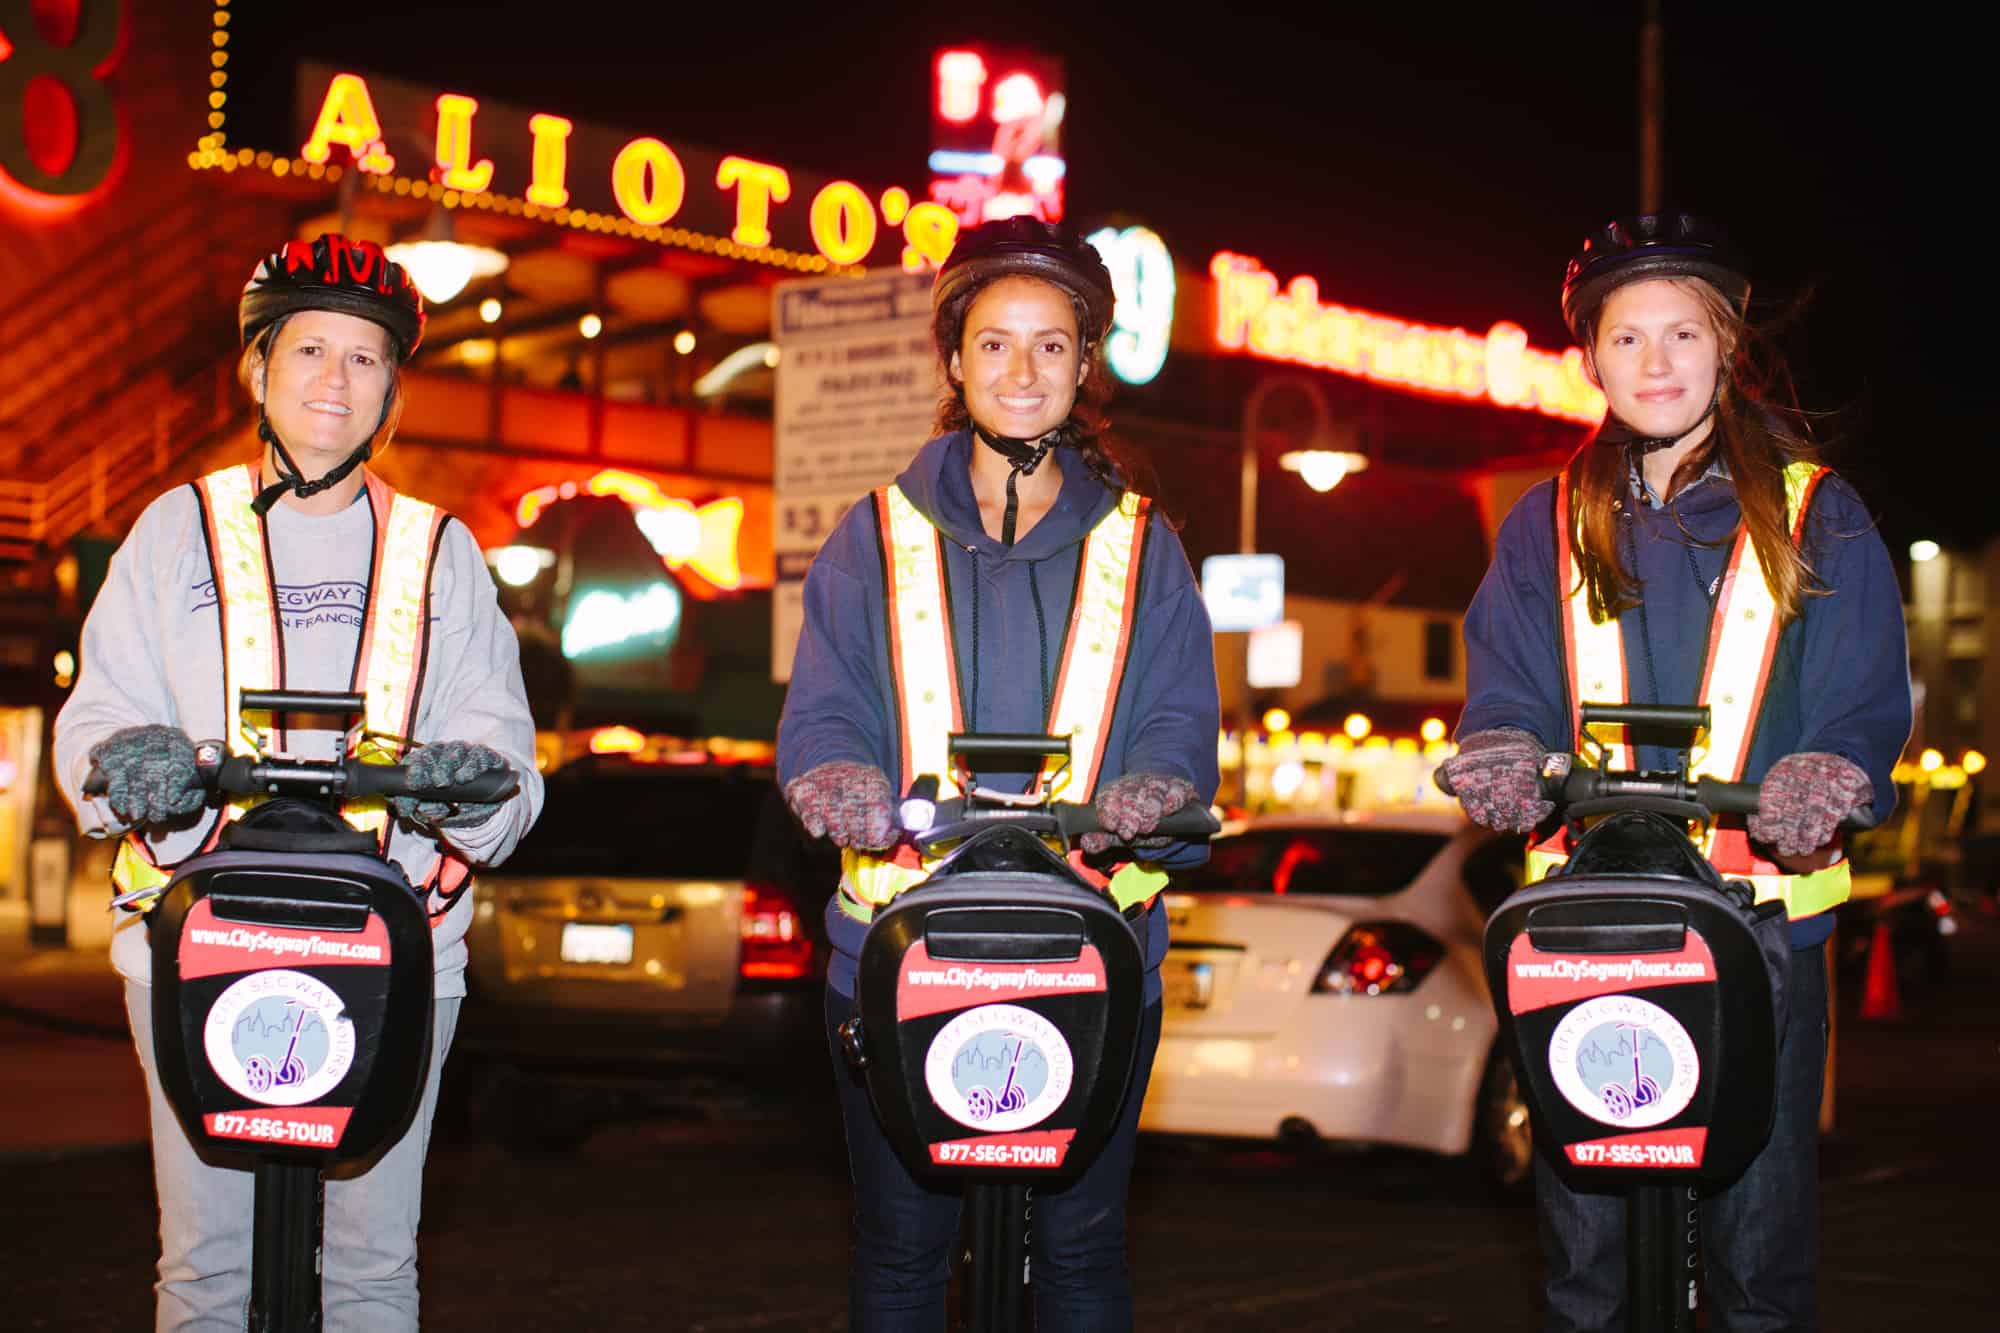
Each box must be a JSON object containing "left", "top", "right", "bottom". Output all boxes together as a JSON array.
[{"left": 218, "top": 2, "right": 1987, "bottom": 552}]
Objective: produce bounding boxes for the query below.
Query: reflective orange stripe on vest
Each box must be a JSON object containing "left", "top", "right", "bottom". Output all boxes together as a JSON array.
[
  {"left": 841, "top": 485, "right": 1155, "bottom": 922},
  {"left": 112, "top": 465, "right": 469, "bottom": 913},
  {"left": 1532, "top": 461, "right": 1848, "bottom": 919}
]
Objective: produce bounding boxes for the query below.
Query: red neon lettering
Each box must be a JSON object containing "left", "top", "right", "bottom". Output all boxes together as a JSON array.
[{"left": 936, "top": 51, "right": 987, "bottom": 123}]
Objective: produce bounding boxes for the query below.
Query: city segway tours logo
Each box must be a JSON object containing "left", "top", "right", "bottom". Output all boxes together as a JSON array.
[
  {"left": 203, "top": 969, "right": 357, "bottom": 1106},
  {"left": 924, "top": 1002, "right": 1074, "bottom": 1133},
  {"left": 1547, "top": 994, "right": 1699, "bottom": 1129}
]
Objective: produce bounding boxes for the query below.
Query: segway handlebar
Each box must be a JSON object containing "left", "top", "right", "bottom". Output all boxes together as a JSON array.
[
  {"left": 903, "top": 794, "right": 1220, "bottom": 855},
  {"left": 1541, "top": 762, "right": 1875, "bottom": 832},
  {"left": 85, "top": 743, "right": 519, "bottom": 805}
]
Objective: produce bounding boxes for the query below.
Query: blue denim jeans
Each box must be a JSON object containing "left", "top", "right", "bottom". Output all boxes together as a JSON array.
[
  {"left": 826, "top": 986, "right": 1162, "bottom": 1332},
  {"left": 1535, "top": 944, "right": 1828, "bottom": 1333},
  {"left": 126, "top": 981, "right": 459, "bottom": 1332}
]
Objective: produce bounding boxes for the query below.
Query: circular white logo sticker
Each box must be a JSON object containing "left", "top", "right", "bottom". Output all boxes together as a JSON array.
[
  {"left": 923, "top": 1003, "right": 1075, "bottom": 1133},
  {"left": 1546, "top": 993, "right": 1700, "bottom": 1129},
  {"left": 202, "top": 969, "right": 356, "bottom": 1107}
]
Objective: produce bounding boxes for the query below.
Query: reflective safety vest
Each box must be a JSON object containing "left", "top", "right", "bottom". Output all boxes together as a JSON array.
[
  {"left": 111, "top": 465, "right": 472, "bottom": 921},
  {"left": 839, "top": 483, "right": 1166, "bottom": 922},
  {"left": 1528, "top": 460, "right": 1850, "bottom": 919}
]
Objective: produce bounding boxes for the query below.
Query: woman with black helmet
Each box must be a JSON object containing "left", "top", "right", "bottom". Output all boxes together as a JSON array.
[
  {"left": 52, "top": 234, "right": 543, "bottom": 1330},
  {"left": 1438, "top": 213, "right": 1910, "bottom": 1331},
  {"left": 779, "top": 216, "right": 1220, "bottom": 1327}
]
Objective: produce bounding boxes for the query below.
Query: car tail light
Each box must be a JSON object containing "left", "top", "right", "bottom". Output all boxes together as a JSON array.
[
  {"left": 1928, "top": 889, "right": 1959, "bottom": 936},
  {"left": 740, "top": 881, "right": 815, "bottom": 980},
  {"left": 1311, "top": 922, "right": 1444, "bottom": 996}
]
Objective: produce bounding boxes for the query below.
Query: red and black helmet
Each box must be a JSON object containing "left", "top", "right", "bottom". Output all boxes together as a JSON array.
[
  {"left": 239, "top": 234, "right": 426, "bottom": 359},
  {"left": 1561, "top": 211, "right": 1750, "bottom": 342},
  {"left": 932, "top": 216, "right": 1117, "bottom": 361}
]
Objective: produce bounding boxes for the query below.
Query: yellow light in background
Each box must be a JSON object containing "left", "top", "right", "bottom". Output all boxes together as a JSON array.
[
  {"left": 1420, "top": 717, "right": 1446, "bottom": 743},
  {"left": 1343, "top": 712, "right": 1372, "bottom": 740},
  {"left": 1919, "top": 748, "right": 1944, "bottom": 772},
  {"left": 579, "top": 313, "right": 603, "bottom": 339},
  {"left": 1261, "top": 707, "right": 1291, "bottom": 733},
  {"left": 53, "top": 650, "right": 76, "bottom": 689},
  {"left": 674, "top": 330, "right": 697, "bottom": 355},
  {"left": 479, "top": 298, "right": 502, "bottom": 323},
  {"left": 589, "top": 726, "right": 646, "bottom": 756},
  {"left": 458, "top": 338, "right": 496, "bottom": 366},
  {"left": 1964, "top": 750, "right": 1987, "bottom": 775},
  {"left": 1909, "top": 540, "right": 1941, "bottom": 563}
]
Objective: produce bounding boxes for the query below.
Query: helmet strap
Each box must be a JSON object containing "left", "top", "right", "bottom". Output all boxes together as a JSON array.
[
  {"left": 970, "top": 418, "right": 1062, "bottom": 547},
  {"left": 250, "top": 412, "right": 374, "bottom": 516}
]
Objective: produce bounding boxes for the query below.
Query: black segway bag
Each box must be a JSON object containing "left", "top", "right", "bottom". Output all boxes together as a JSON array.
[
  {"left": 1484, "top": 811, "right": 1791, "bottom": 1184},
  {"left": 853, "top": 825, "right": 1145, "bottom": 1183},
  {"left": 147, "top": 800, "right": 436, "bottom": 1166}
]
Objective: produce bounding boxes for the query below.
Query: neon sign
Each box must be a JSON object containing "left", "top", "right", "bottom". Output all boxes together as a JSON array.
[
  {"left": 198, "top": 61, "right": 961, "bottom": 277},
  {"left": 562, "top": 582, "right": 681, "bottom": 659},
  {"left": 515, "top": 469, "right": 745, "bottom": 590},
  {"left": 0, "top": 0, "right": 127, "bottom": 221},
  {"left": 1210, "top": 252, "right": 1606, "bottom": 425},
  {"left": 1088, "top": 226, "right": 1175, "bottom": 386},
  {"left": 929, "top": 46, "right": 1066, "bottom": 226}
]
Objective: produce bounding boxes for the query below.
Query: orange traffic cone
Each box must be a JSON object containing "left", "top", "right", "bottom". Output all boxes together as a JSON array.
[{"left": 1859, "top": 919, "right": 1901, "bottom": 1021}]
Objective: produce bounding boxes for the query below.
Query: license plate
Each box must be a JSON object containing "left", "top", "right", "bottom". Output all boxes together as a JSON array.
[
  {"left": 560, "top": 923, "right": 634, "bottom": 965},
  {"left": 1162, "top": 960, "right": 1214, "bottom": 1010}
]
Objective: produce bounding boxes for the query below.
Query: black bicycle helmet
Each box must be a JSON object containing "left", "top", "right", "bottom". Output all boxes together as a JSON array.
[
  {"left": 240, "top": 234, "right": 426, "bottom": 360},
  {"left": 932, "top": 216, "right": 1116, "bottom": 362},
  {"left": 1561, "top": 211, "right": 1750, "bottom": 343}
]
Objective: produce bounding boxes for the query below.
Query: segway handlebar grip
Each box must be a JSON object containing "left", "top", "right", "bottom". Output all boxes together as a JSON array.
[
  {"left": 239, "top": 689, "right": 368, "bottom": 717},
  {"left": 343, "top": 762, "right": 519, "bottom": 804}
]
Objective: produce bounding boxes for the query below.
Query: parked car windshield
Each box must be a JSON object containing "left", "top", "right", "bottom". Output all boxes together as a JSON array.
[
  {"left": 1179, "top": 826, "right": 1451, "bottom": 897},
  {"left": 497, "top": 762, "right": 806, "bottom": 881}
]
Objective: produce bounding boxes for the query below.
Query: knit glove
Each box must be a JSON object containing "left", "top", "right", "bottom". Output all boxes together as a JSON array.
[
  {"left": 86, "top": 725, "right": 206, "bottom": 827},
  {"left": 1435, "top": 728, "right": 1553, "bottom": 834},
  {"left": 785, "top": 761, "right": 896, "bottom": 850},
  {"left": 1080, "top": 772, "right": 1199, "bottom": 855},
  {"left": 388, "top": 741, "right": 512, "bottom": 830},
  {"left": 1749, "top": 752, "right": 1873, "bottom": 858}
]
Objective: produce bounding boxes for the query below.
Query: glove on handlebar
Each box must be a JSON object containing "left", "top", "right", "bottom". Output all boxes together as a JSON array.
[
  {"left": 1436, "top": 728, "right": 1553, "bottom": 834},
  {"left": 785, "top": 761, "right": 896, "bottom": 850},
  {"left": 388, "top": 741, "right": 510, "bottom": 830},
  {"left": 1749, "top": 751, "right": 1872, "bottom": 858},
  {"left": 86, "top": 725, "right": 206, "bottom": 828},
  {"left": 1080, "top": 772, "right": 1199, "bottom": 855}
]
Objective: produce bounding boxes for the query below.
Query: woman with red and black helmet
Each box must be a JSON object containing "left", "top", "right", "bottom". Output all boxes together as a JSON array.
[
  {"left": 52, "top": 234, "right": 543, "bottom": 1330},
  {"left": 1438, "top": 213, "right": 1911, "bottom": 1331},
  {"left": 779, "top": 216, "right": 1220, "bottom": 1327}
]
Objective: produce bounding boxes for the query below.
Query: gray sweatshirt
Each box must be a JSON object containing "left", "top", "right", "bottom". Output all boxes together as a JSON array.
[{"left": 53, "top": 473, "right": 544, "bottom": 994}]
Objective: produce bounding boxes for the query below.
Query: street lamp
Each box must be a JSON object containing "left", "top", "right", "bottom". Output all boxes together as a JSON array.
[{"left": 1239, "top": 375, "right": 1360, "bottom": 551}]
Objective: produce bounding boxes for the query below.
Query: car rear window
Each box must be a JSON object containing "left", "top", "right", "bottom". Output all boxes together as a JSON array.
[
  {"left": 497, "top": 764, "right": 808, "bottom": 881},
  {"left": 1178, "top": 827, "right": 1451, "bottom": 898}
]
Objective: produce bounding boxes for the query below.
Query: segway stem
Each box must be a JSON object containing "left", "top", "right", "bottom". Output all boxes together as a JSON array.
[
  {"left": 1628, "top": 1182, "right": 1698, "bottom": 1333},
  {"left": 251, "top": 1161, "right": 324, "bottom": 1332},
  {"left": 966, "top": 1182, "right": 1029, "bottom": 1332}
]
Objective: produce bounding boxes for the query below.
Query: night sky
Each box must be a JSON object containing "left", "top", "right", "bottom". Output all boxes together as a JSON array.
[{"left": 222, "top": 2, "right": 1986, "bottom": 553}]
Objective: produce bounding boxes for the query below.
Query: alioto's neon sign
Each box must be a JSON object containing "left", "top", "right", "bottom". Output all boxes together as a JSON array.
[{"left": 1210, "top": 252, "right": 1606, "bottom": 425}]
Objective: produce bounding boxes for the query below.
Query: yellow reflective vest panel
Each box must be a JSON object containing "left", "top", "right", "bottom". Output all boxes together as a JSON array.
[
  {"left": 111, "top": 465, "right": 470, "bottom": 911},
  {"left": 839, "top": 483, "right": 1163, "bottom": 921},
  {"left": 1530, "top": 460, "right": 1850, "bottom": 919}
]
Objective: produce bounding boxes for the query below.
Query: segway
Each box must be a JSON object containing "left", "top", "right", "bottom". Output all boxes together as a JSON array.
[
  {"left": 93, "top": 689, "right": 517, "bottom": 1333},
  {"left": 1482, "top": 703, "right": 1870, "bottom": 1333},
  {"left": 837, "top": 734, "right": 1217, "bottom": 1332}
]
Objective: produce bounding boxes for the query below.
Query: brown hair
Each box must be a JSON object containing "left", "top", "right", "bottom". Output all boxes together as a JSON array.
[
  {"left": 1566, "top": 279, "right": 1821, "bottom": 625},
  {"left": 932, "top": 276, "right": 1165, "bottom": 506}
]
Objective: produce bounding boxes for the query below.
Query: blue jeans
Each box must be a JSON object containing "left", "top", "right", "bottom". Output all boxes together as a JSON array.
[
  {"left": 826, "top": 986, "right": 1162, "bottom": 1332},
  {"left": 1535, "top": 944, "right": 1828, "bottom": 1333},
  {"left": 126, "top": 981, "right": 459, "bottom": 1332}
]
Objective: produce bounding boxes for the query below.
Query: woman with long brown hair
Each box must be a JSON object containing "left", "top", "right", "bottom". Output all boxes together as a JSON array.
[{"left": 1438, "top": 212, "right": 1910, "bottom": 1331}]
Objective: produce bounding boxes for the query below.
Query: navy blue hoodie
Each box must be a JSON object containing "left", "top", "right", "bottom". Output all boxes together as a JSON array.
[
  {"left": 1458, "top": 464, "right": 1912, "bottom": 949},
  {"left": 779, "top": 431, "right": 1221, "bottom": 998}
]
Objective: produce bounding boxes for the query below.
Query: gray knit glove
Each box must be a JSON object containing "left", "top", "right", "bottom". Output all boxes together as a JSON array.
[
  {"left": 388, "top": 741, "right": 511, "bottom": 829},
  {"left": 785, "top": 761, "right": 896, "bottom": 850},
  {"left": 1750, "top": 752, "right": 1872, "bottom": 858},
  {"left": 86, "top": 725, "right": 206, "bottom": 827},
  {"left": 1080, "top": 772, "right": 1199, "bottom": 855},
  {"left": 1435, "top": 728, "right": 1553, "bottom": 834}
]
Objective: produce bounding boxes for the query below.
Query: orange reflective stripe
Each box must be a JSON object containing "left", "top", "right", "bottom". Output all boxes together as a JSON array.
[
  {"left": 1556, "top": 470, "right": 1630, "bottom": 769},
  {"left": 1042, "top": 494, "right": 1148, "bottom": 799},
  {"left": 878, "top": 485, "right": 965, "bottom": 800}
]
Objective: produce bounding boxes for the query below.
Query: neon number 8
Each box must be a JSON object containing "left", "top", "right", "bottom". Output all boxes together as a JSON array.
[{"left": 0, "top": 0, "right": 122, "bottom": 197}]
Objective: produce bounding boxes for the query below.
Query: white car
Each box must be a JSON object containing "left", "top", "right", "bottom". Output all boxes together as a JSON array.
[{"left": 1139, "top": 809, "right": 1535, "bottom": 1190}]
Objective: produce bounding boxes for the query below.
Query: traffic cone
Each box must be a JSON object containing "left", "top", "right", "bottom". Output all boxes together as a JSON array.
[{"left": 1859, "top": 918, "right": 1901, "bottom": 1021}]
